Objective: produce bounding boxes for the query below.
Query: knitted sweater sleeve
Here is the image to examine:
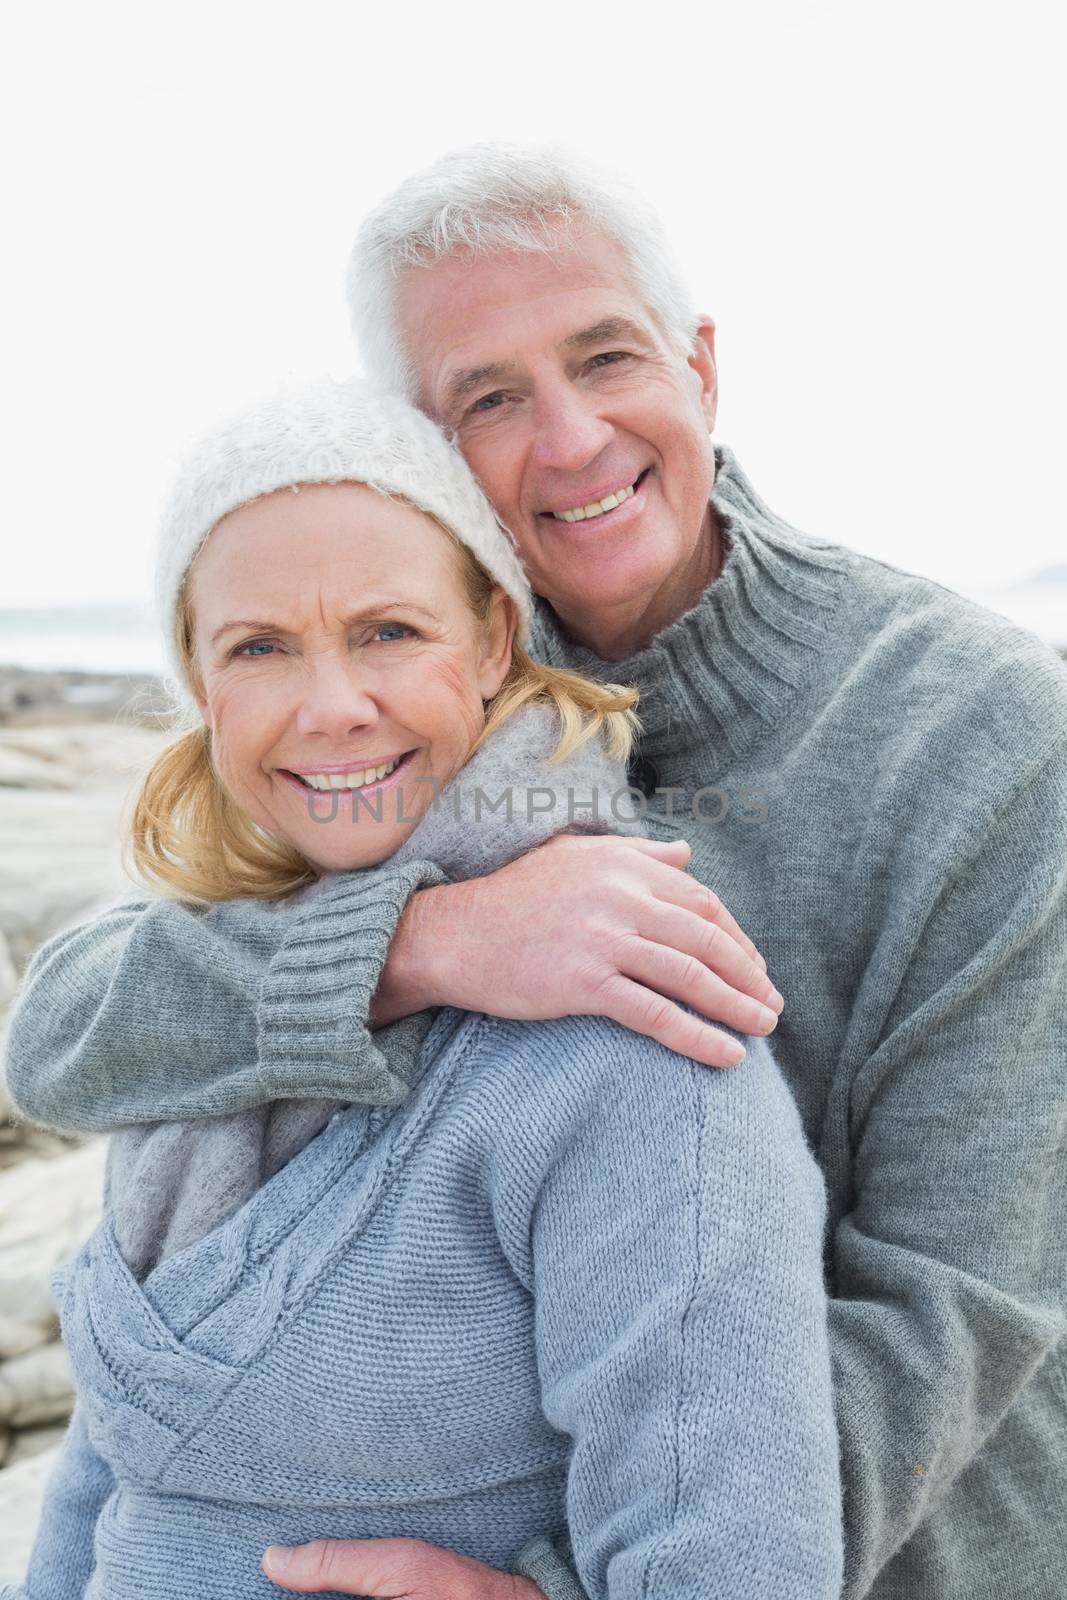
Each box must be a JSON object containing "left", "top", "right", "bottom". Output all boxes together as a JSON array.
[
  {"left": 2, "top": 860, "right": 447, "bottom": 1133},
  {"left": 8, "top": 1402, "right": 114, "bottom": 1598},
  {"left": 826, "top": 738, "right": 1067, "bottom": 1597},
  {"left": 493, "top": 1019, "right": 844, "bottom": 1600}
]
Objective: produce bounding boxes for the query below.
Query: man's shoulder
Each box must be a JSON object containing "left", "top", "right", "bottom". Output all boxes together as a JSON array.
[
  {"left": 834, "top": 537, "right": 1061, "bottom": 666},
  {"left": 720, "top": 449, "right": 1067, "bottom": 718},
  {"left": 825, "top": 543, "right": 1067, "bottom": 757}
]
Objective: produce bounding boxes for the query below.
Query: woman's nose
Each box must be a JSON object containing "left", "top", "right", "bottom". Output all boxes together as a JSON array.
[
  {"left": 529, "top": 384, "right": 614, "bottom": 473},
  {"left": 292, "top": 655, "right": 381, "bottom": 738}
]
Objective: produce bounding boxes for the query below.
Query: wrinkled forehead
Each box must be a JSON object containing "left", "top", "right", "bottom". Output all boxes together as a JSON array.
[
  {"left": 185, "top": 481, "right": 463, "bottom": 615},
  {"left": 394, "top": 233, "right": 662, "bottom": 419}
]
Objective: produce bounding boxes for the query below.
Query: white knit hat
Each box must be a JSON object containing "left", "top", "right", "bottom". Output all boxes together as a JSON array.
[{"left": 154, "top": 376, "right": 534, "bottom": 722}]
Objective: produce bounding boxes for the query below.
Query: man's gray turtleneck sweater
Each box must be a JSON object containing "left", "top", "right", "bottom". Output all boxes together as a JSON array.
[{"left": 6, "top": 443, "right": 1067, "bottom": 1599}]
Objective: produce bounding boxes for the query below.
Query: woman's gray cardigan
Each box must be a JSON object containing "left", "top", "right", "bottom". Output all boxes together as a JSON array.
[{"left": 4, "top": 702, "right": 842, "bottom": 1598}]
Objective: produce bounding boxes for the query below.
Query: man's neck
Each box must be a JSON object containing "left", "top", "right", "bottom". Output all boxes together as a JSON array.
[{"left": 551, "top": 503, "right": 724, "bottom": 662}]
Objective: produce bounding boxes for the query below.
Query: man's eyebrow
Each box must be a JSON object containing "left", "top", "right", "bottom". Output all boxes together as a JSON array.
[
  {"left": 210, "top": 601, "right": 440, "bottom": 649},
  {"left": 562, "top": 316, "right": 653, "bottom": 351},
  {"left": 440, "top": 318, "right": 652, "bottom": 416},
  {"left": 442, "top": 361, "right": 515, "bottom": 415}
]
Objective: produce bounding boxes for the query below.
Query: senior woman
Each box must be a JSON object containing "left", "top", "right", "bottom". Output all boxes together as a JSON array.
[{"left": 4, "top": 379, "right": 842, "bottom": 1600}]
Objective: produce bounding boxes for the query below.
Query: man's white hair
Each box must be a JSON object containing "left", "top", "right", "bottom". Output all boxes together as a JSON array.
[{"left": 346, "top": 141, "right": 703, "bottom": 405}]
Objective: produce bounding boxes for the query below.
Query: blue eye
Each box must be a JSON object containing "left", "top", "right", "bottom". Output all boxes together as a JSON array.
[
  {"left": 470, "top": 391, "right": 507, "bottom": 414},
  {"left": 230, "top": 622, "right": 415, "bottom": 661}
]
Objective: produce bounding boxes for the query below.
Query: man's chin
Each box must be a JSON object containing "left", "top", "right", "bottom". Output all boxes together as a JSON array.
[{"left": 553, "top": 539, "right": 674, "bottom": 598}]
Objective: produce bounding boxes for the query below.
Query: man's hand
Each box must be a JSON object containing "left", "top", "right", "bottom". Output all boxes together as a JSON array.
[
  {"left": 261, "top": 1536, "right": 545, "bottom": 1598},
  {"left": 372, "top": 834, "right": 783, "bottom": 1069}
]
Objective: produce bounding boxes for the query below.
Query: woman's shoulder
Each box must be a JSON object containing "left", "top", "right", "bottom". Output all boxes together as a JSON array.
[
  {"left": 449, "top": 1006, "right": 667, "bottom": 1096},
  {"left": 424, "top": 1010, "right": 825, "bottom": 1287},
  {"left": 439, "top": 1006, "right": 807, "bottom": 1158}
]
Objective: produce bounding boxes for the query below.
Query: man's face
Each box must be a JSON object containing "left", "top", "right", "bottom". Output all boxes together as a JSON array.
[{"left": 396, "top": 232, "right": 719, "bottom": 649}]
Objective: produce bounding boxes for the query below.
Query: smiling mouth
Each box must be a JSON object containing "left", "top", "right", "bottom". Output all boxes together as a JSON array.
[
  {"left": 545, "top": 468, "right": 650, "bottom": 524},
  {"left": 283, "top": 750, "right": 418, "bottom": 792}
]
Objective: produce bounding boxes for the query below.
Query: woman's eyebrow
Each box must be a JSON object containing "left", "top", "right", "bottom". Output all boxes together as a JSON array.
[{"left": 210, "top": 601, "right": 440, "bottom": 649}]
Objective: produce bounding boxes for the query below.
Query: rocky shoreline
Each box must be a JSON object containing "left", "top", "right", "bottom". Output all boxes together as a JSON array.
[
  {"left": 0, "top": 661, "right": 172, "bottom": 730},
  {"left": 0, "top": 664, "right": 176, "bottom": 1580}
]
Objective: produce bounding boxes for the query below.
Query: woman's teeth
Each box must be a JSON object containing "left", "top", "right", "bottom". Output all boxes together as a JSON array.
[
  {"left": 295, "top": 755, "right": 404, "bottom": 791},
  {"left": 552, "top": 480, "right": 637, "bottom": 523}
]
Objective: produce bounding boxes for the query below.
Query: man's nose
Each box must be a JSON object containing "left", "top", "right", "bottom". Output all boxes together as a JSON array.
[
  {"left": 529, "top": 384, "right": 614, "bottom": 473},
  {"left": 292, "top": 653, "right": 380, "bottom": 738}
]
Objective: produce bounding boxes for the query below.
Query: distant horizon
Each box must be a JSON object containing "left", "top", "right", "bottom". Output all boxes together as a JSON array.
[
  {"left": 1, "top": 562, "right": 1064, "bottom": 678},
  {"left": 3, "top": 560, "right": 1067, "bottom": 620}
]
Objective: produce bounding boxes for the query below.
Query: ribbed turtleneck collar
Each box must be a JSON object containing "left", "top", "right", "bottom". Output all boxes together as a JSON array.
[{"left": 529, "top": 443, "right": 850, "bottom": 785}]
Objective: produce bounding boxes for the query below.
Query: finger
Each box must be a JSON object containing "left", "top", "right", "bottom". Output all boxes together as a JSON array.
[
  {"left": 616, "top": 936, "right": 780, "bottom": 1039},
  {"left": 261, "top": 1536, "right": 524, "bottom": 1598},
  {"left": 638, "top": 901, "right": 783, "bottom": 1012},
  {"left": 590, "top": 973, "right": 749, "bottom": 1068},
  {"left": 645, "top": 850, "right": 766, "bottom": 969},
  {"left": 613, "top": 835, "right": 692, "bottom": 863},
  {"left": 581, "top": 833, "right": 767, "bottom": 972},
  {"left": 262, "top": 1537, "right": 415, "bottom": 1594}
]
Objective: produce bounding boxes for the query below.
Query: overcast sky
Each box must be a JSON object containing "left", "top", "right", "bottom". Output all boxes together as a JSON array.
[{"left": 3, "top": 0, "right": 1062, "bottom": 609}]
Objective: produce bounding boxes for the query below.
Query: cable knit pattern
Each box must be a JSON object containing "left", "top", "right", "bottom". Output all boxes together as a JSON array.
[{"left": 9, "top": 1001, "right": 841, "bottom": 1598}]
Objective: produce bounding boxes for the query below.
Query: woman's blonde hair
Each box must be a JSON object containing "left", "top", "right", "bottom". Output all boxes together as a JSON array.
[{"left": 123, "top": 513, "right": 642, "bottom": 905}]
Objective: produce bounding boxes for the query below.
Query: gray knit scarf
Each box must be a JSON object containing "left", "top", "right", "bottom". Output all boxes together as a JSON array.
[{"left": 108, "top": 699, "right": 644, "bottom": 1281}]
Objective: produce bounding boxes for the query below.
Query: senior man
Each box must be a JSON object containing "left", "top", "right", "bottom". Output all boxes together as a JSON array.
[
  {"left": 268, "top": 145, "right": 1067, "bottom": 1600},
  {"left": 8, "top": 146, "right": 1066, "bottom": 1599}
]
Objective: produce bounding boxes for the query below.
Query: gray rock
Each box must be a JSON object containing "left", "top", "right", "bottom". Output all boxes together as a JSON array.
[
  {"left": 0, "top": 935, "right": 16, "bottom": 1009},
  {"left": 0, "top": 1440, "right": 62, "bottom": 1584},
  {"left": 0, "top": 722, "right": 171, "bottom": 970},
  {"left": 4, "top": 1423, "right": 67, "bottom": 1468},
  {"left": 0, "top": 1343, "right": 74, "bottom": 1429},
  {"left": 0, "top": 1143, "right": 106, "bottom": 1360}
]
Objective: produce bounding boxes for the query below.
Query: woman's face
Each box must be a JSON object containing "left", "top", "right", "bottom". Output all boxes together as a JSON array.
[{"left": 188, "top": 481, "right": 515, "bottom": 874}]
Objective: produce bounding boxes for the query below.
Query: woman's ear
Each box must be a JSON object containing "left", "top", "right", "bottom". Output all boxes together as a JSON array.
[{"left": 476, "top": 588, "right": 519, "bottom": 700}]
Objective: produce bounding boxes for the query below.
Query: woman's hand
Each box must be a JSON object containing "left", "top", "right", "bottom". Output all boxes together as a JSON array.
[
  {"left": 372, "top": 834, "right": 783, "bottom": 1069},
  {"left": 262, "top": 1536, "right": 544, "bottom": 1597}
]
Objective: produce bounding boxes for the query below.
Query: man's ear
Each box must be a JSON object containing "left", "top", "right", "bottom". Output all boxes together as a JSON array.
[
  {"left": 688, "top": 317, "right": 718, "bottom": 433},
  {"left": 477, "top": 588, "right": 520, "bottom": 700}
]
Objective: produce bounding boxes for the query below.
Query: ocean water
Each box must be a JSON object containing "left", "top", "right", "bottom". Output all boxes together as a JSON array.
[
  {"left": 0, "top": 585, "right": 1063, "bottom": 678},
  {"left": 0, "top": 606, "right": 165, "bottom": 676}
]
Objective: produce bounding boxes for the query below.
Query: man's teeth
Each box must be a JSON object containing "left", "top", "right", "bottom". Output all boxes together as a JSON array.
[
  {"left": 552, "top": 481, "right": 637, "bottom": 523},
  {"left": 297, "top": 756, "right": 404, "bottom": 791}
]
